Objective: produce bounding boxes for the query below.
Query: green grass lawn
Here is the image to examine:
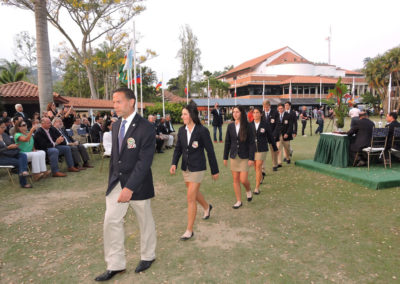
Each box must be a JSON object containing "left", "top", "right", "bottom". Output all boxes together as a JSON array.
[{"left": 0, "top": 117, "right": 399, "bottom": 283}]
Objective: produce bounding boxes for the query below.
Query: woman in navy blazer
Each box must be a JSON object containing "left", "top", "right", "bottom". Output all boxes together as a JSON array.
[
  {"left": 170, "top": 102, "right": 219, "bottom": 240},
  {"left": 223, "top": 106, "right": 255, "bottom": 209},
  {"left": 250, "top": 107, "right": 278, "bottom": 194}
]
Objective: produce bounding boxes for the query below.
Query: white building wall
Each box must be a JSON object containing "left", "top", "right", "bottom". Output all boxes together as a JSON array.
[{"left": 254, "top": 62, "right": 346, "bottom": 77}]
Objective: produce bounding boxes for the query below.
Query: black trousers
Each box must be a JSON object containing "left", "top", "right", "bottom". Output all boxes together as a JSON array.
[
  {"left": 156, "top": 138, "right": 163, "bottom": 152},
  {"left": 350, "top": 150, "right": 367, "bottom": 164},
  {"left": 70, "top": 144, "right": 90, "bottom": 166},
  {"left": 301, "top": 120, "right": 307, "bottom": 135}
]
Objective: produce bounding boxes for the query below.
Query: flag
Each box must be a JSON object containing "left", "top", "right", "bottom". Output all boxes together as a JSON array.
[
  {"left": 184, "top": 86, "right": 188, "bottom": 95},
  {"left": 118, "top": 55, "right": 128, "bottom": 83},
  {"left": 136, "top": 74, "right": 141, "bottom": 84},
  {"left": 156, "top": 81, "right": 162, "bottom": 91}
]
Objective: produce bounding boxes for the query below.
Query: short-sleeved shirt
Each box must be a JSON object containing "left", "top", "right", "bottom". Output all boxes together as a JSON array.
[{"left": 14, "top": 132, "right": 34, "bottom": 152}]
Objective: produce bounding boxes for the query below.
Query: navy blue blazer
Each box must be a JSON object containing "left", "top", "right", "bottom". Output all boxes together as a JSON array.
[
  {"left": 107, "top": 114, "right": 155, "bottom": 200},
  {"left": 223, "top": 122, "right": 255, "bottom": 160},
  {"left": 251, "top": 120, "right": 278, "bottom": 152},
  {"left": 273, "top": 112, "right": 294, "bottom": 142},
  {"left": 172, "top": 124, "right": 219, "bottom": 175}
]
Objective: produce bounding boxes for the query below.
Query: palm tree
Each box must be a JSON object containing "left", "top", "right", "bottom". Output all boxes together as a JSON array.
[
  {"left": 34, "top": 0, "right": 54, "bottom": 114},
  {"left": 384, "top": 47, "right": 400, "bottom": 111},
  {"left": 0, "top": 60, "right": 28, "bottom": 84}
]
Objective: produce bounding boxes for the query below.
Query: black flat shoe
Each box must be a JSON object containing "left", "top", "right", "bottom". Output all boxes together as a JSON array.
[
  {"left": 273, "top": 167, "right": 278, "bottom": 171},
  {"left": 286, "top": 159, "right": 291, "bottom": 164},
  {"left": 232, "top": 202, "right": 242, "bottom": 209},
  {"left": 260, "top": 172, "right": 266, "bottom": 184},
  {"left": 95, "top": 269, "right": 126, "bottom": 281},
  {"left": 180, "top": 232, "right": 194, "bottom": 241},
  {"left": 283, "top": 158, "right": 287, "bottom": 162},
  {"left": 135, "top": 259, "right": 155, "bottom": 273},
  {"left": 277, "top": 164, "right": 282, "bottom": 168},
  {"left": 254, "top": 190, "right": 260, "bottom": 195},
  {"left": 203, "top": 204, "right": 213, "bottom": 220}
]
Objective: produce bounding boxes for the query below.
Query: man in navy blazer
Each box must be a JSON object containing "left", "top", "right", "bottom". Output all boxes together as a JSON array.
[
  {"left": 211, "top": 103, "right": 223, "bottom": 142},
  {"left": 95, "top": 88, "right": 157, "bottom": 282}
]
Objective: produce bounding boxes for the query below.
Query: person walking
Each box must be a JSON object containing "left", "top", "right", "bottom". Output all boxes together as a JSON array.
[
  {"left": 223, "top": 106, "right": 255, "bottom": 209},
  {"left": 250, "top": 107, "right": 277, "bottom": 195},
  {"left": 95, "top": 88, "right": 157, "bottom": 281},
  {"left": 211, "top": 103, "right": 223, "bottom": 143},
  {"left": 170, "top": 102, "right": 219, "bottom": 240}
]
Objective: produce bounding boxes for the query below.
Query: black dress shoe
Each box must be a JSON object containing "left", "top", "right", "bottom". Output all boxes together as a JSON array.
[
  {"left": 260, "top": 172, "right": 266, "bottom": 184},
  {"left": 277, "top": 164, "right": 282, "bottom": 168},
  {"left": 283, "top": 158, "right": 287, "bottom": 162},
  {"left": 273, "top": 167, "right": 278, "bottom": 171},
  {"left": 95, "top": 269, "right": 126, "bottom": 281},
  {"left": 135, "top": 259, "right": 155, "bottom": 273},
  {"left": 247, "top": 194, "right": 253, "bottom": 202},
  {"left": 203, "top": 204, "right": 213, "bottom": 220},
  {"left": 180, "top": 232, "right": 194, "bottom": 241},
  {"left": 286, "top": 159, "right": 291, "bottom": 164},
  {"left": 232, "top": 202, "right": 242, "bottom": 209}
]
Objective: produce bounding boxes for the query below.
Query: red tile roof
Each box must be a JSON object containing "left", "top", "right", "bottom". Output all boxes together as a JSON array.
[
  {"left": 221, "top": 46, "right": 288, "bottom": 77},
  {"left": 267, "top": 52, "right": 310, "bottom": 66},
  {"left": 64, "top": 96, "right": 154, "bottom": 110},
  {"left": 0, "top": 81, "right": 68, "bottom": 103},
  {"left": 162, "top": 90, "right": 186, "bottom": 103}
]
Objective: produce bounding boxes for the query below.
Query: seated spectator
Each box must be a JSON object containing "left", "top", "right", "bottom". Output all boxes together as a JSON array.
[
  {"left": 81, "top": 117, "right": 91, "bottom": 139},
  {"left": 33, "top": 117, "right": 79, "bottom": 177},
  {"left": 347, "top": 111, "right": 375, "bottom": 167},
  {"left": 158, "top": 117, "right": 173, "bottom": 149},
  {"left": 47, "top": 102, "right": 60, "bottom": 119},
  {"left": 14, "top": 103, "right": 32, "bottom": 129},
  {"left": 71, "top": 117, "right": 88, "bottom": 144},
  {"left": 62, "top": 106, "right": 76, "bottom": 129},
  {"left": 148, "top": 115, "right": 164, "bottom": 153},
  {"left": 52, "top": 117, "right": 93, "bottom": 169},
  {"left": 9, "top": 116, "right": 23, "bottom": 137},
  {"left": 102, "top": 118, "right": 117, "bottom": 156},
  {"left": 14, "top": 120, "right": 51, "bottom": 181},
  {"left": 0, "top": 119, "right": 32, "bottom": 188},
  {"left": 90, "top": 116, "right": 103, "bottom": 143},
  {"left": 385, "top": 112, "right": 400, "bottom": 158},
  {"left": 3, "top": 117, "right": 11, "bottom": 135},
  {"left": 165, "top": 114, "right": 177, "bottom": 146},
  {"left": 2, "top": 111, "right": 9, "bottom": 120}
]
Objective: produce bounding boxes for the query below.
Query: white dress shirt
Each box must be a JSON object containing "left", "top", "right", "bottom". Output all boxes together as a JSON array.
[
  {"left": 235, "top": 122, "right": 240, "bottom": 135},
  {"left": 185, "top": 125, "right": 195, "bottom": 145},
  {"left": 119, "top": 111, "right": 136, "bottom": 136}
]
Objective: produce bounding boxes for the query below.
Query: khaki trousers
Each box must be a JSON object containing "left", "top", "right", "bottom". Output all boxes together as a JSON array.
[
  {"left": 103, "top": 184, "right": 156, "bottom": 271},
  {"left": 277, "top": 135, "right": 291, "bottom": 164},
  {"left": 262, "top": 144, "right": 278, "bottom": 173}
]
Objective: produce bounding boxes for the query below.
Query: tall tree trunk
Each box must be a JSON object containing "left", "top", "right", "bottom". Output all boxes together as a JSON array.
[
  {"left": 35, "top": 0, "right": 53, "bottom": 114},
  {"left": 84, "top": 63, "right": 98, "bottom": 99}
]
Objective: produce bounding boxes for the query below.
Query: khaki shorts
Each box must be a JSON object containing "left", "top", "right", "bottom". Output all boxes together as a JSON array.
[
  {"left": 254, "top": 152, "right": 267, "bottom": 161},
  {"left": 230, "top": 157, "right": 249, "bottom": 172},
  {"left": 182, "top": 170, "right": 205, "bottom": 183}
]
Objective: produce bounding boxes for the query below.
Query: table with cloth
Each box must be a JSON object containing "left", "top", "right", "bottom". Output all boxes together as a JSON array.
[{"left": 314, "top": 133, "right": 350, "bottom": 168}]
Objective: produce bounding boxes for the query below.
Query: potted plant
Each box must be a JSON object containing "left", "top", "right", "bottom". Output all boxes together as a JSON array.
[{"left": 324, "top": 77, "right": 354, "bottom": 132}]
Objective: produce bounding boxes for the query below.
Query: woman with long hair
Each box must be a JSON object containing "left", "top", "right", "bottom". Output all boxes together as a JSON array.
[
  {"left": 251, "top": 107, "right": 277, "bottom": 194},
  {"left": 223, "top": 106, "right": 255, "bottom": 209},
  {"left": 14, "top": 120, "right": 50, "bottom": 181},
  {"left": 47, "top": 102, "right": 58, "bottom": 119},
  {"left": 170, "top": 102, "right": 219, "bottom": 240}
]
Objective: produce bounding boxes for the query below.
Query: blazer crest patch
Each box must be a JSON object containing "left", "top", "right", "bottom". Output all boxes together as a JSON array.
[
  {"left": 192, "top": 141, "right": 199, "bottom": 149},
  {"left": 260, "top": 128, "right": 265, "bottom": 133},
  {"left": 270, "top": 119, "right": 275, "bottom": 123},
  {"left": 284, "top": 120, "right": 288, "bottom": 124},
  {"left": 127, "top": 137, "right": 136, "bottom": 149}
]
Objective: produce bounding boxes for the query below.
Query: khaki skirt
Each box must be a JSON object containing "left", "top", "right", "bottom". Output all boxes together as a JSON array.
[
  {"left": 254, "top": 152, "right": 267, "bottom": 161},
  {"left": 230, "top": 157, "right": 249, "bottom": 172},
  {"left": 182, "top": 170, "right": 205, "bottom": 183}
]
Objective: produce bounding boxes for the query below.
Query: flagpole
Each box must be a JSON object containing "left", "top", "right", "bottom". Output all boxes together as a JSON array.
[
  {"left": 388, "top": 72, "right": 392, "bottom": 113},
  {"left": 207, "top": 78, "right": 210, "bottom": 126},
  {"left": 289, "top": 80, "right": 292, "bottom": 102},
  {"left": 140, "top": 66, "right": 143, "bottom": 116},
  {"left": 162, "top": 73, "right": 165, "bottom": 118},
  {"left": 133, "top": 20, "right": 138, "bottom": 113},
  {"left": 262, "top": 81, "right": 265, "bottom": 101},
  {"left": 352, "top": 76, "right": 355, "bottom": 100},
  {"left": 319, "top": 77, "right": 322, "bottom": 106}
]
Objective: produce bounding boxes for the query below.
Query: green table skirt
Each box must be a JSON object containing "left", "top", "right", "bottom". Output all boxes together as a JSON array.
[{"left": 314, "top": 133, "right": 350, "bottom": 168}]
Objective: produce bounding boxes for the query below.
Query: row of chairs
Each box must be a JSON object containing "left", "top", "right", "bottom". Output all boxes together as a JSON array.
[{"left": 353, "top": 127, "right": 400, "bottom": 170}]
